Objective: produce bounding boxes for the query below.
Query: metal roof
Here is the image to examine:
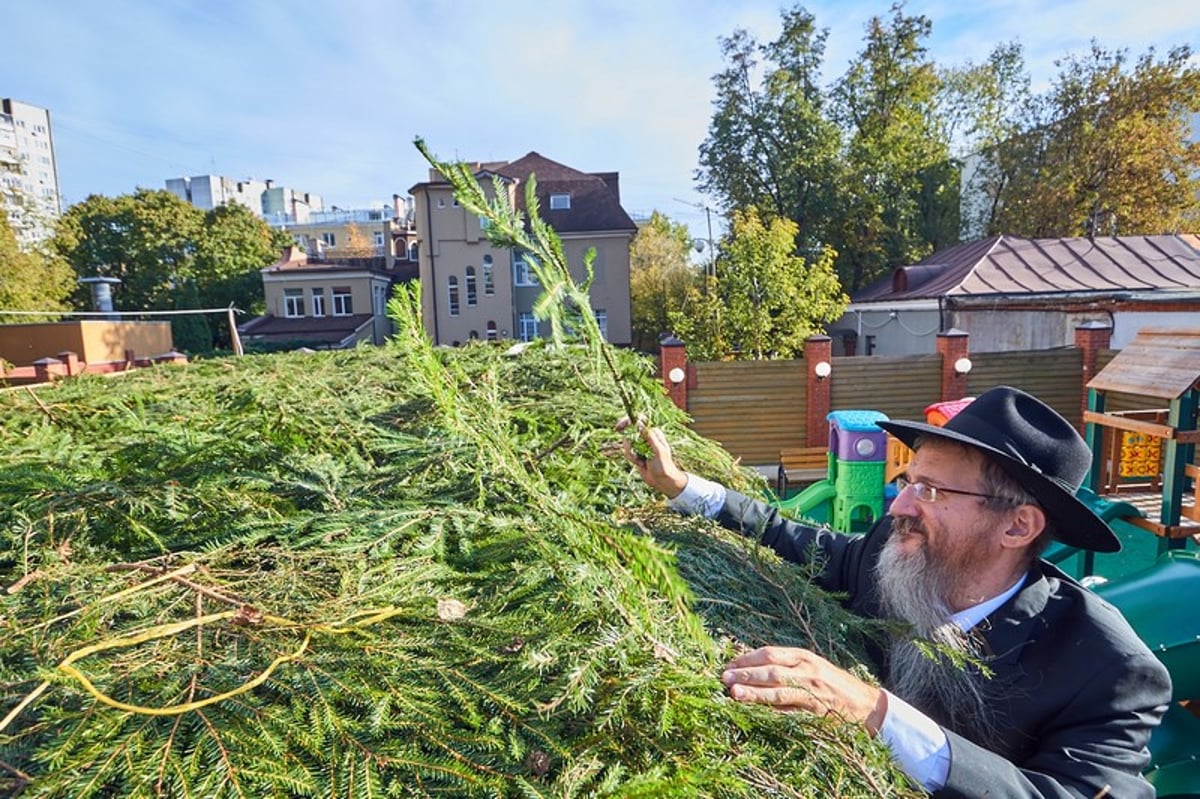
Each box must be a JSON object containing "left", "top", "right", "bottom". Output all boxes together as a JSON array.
[{"left": 852, "top": 234, "right": 1200, "bottom": 303}]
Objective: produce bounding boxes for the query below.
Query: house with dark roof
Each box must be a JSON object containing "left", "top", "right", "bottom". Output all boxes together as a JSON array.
[
  {"left": 829, "top": 234, "right": 1200, "bottom": 356},
  {"left": 238, "top": 246, "right": 412, "bottom": 349},
  {"left": 408, "top": 152, "right": 637, "bottom": 346}
]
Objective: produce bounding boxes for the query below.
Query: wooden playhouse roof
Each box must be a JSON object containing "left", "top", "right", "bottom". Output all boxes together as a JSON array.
[{"left": 1088, "top": 328, "right": 1200, "bottom": 400}]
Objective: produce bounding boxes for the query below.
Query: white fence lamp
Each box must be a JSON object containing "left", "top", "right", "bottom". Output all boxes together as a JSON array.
[{"left": 813, "top": 360, "right": 832, "bottom": 380}]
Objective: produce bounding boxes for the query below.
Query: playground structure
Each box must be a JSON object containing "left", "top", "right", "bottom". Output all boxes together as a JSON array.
[{"left": 766, "top": 328, "right": 1200, "bottom": 795}]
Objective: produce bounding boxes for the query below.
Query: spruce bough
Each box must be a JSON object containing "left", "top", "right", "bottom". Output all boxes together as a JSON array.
[{"left": 0, "top": 145, "right": 913, "bottom": 797}]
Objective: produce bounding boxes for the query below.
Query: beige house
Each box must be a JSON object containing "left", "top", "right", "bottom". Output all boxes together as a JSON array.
[
  {"left": 408, "top": 152, "right": 636, "bottom": 346},
  {"left": 238, "top": 247, "right": 396, "bottom": 348}
]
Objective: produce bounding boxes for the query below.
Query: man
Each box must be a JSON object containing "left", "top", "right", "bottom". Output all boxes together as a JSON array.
[{"left": 623, "top": 386, "right": 1170, "bottom": 797}]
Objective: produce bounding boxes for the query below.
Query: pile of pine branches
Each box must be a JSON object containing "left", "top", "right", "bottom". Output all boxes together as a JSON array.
[{"left": 0, "top": 147, "right": 916, "bottom": 798}]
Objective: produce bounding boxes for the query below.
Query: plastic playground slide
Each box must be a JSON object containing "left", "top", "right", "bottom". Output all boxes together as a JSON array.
[{"left": 774, "top": 479, "right": 837, "bottom": 524}]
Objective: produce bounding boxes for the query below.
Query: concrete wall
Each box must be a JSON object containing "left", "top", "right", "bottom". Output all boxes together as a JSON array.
[{"left": 0, "top": 321, "right": 172, "bottom": 366}]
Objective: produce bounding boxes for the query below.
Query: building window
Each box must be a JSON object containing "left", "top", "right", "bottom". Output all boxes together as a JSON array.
[
  {"left": 519, "top": 312, "right": 538, "bottom": 342},
  {"left": 486, "top": 321, "right": 498, "bottom": 341},
  {"left": 482, "top": 255, "right": 495, "bottom": 296},
  {"left": 373, "top": 231, "right": 384, "bottom": 247},
  {"left": 437, "top": 197, "right": 446, "bottom": 209},
  {"left": 594, "top": 309, "right": 608, "bottom": 340},
  {"left": 408, "top": 241, "right": 419, "bottom": 261},
  {"left": 513, "top": 253, "right": 538, "bottom": 286},
  {"left": 332, "top": 287, "right": 353, "bottom": 316},
  {"left": 321, "top": 232, "right": 336, "bottom": 246},
  {"left": 549, "top": 193, "right": 571, "bottom": 210},
  {"left": 311, "top": 288, "right": 325, "bottom": 317},
  {"left": 465, "top": 266, "right": 477, "bottom": 306},
  {"left": 468, "top": 330, "right": 478, "bottom": 340},
  {"left": 448, "top": 277, "right": 460, "bottom": 317},
  {"left": 284, "top": 289, "right": 305, "bottom": 318}
]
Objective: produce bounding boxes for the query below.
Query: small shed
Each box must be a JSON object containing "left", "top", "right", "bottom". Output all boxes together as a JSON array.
[{"left": 1083, "top": 328, "right": 1200, "bottom": 550}]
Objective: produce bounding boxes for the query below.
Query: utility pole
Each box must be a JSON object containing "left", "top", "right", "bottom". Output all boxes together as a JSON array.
[{"left": 673, "top": 198, "right": 716, "bottom": 280}]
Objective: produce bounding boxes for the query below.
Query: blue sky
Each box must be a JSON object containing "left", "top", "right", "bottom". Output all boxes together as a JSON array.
[{"left": 3, "top": 0, "right": 1198, "bottom": 238}]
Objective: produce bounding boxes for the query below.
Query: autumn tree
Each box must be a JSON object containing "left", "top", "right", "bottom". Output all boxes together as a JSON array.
[
  {"left": 993, "top": 44, "right": 1200, "bottom": 237},
  {"left": 0, "top": 208, "right": 75, "bottom": 323},
  {"left": 343, "top": 222, "right": 377, "bottom": 257},
  {"left": 628, "top": 211, "right": 697, "bottom": 352},
  {"left": 670, "top": 208, "right": 846, "bottom": 360}
]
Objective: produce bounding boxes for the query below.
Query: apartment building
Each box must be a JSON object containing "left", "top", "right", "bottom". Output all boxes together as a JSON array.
[
  {"left": 0, "top": 98, "right": 62, "bottom": 245},
  {"left": 408, "top": 152, "right": 636, "bottom": 346}
]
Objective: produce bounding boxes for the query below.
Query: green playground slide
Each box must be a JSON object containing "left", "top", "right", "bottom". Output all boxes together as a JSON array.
[{"left": 774, "top": 479, "right": 837, "bottom": 526}]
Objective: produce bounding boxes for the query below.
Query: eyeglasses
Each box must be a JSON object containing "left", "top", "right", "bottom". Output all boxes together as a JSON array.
[{"left": 895, "top": 476, "right": 1002, "bottom": 503}]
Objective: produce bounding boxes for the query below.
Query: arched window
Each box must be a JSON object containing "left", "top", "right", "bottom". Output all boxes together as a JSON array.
[
  {"left": 408, "top": 241, "right": 419, "bottom": 261},
  {"left": 486, "top": 321, "right": 498, "bottom": 341},
  {"left": 482, "top": 255, "right": 495, "bottom": 296},
  {"left": 468, "top": 330, "right": 479, "bottom": 340},
  {"left": 448, "top": 276, "right": 460, "bottom": 317},
  {"left": 465, "top": 266, "right": 478, "bottom": 306}
]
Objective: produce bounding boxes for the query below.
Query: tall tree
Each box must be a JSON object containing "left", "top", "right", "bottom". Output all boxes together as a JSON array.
[
  {"left": 628, "top": 211, "right": 697, "bottom": 352},
  {"left": 994, "top": 43, "right": 1200, "bottom": 237},
  {"left": 0, "top": 208, "right": 75, "bottom": 323},
  {"left": 937, "top": 42, "right": 1032, "bottom": 239},
  {"left": 830, "top": 3, "right": 955, "bottom": 291},
  {"left": 669, "top": 207, "right": 846, "bottom": 360},
  {"left": 696, "top": 7, "right": 842, "bottom": 252}
]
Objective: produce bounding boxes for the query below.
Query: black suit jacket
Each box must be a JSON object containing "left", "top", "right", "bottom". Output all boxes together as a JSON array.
[{"left": 717, "top": 489, "right": 1172, "bottom": 798}]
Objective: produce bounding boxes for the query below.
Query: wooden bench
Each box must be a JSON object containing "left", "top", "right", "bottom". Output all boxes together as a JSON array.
[{"left": 777, "top": 446, "right": 829, "bottom": 496}]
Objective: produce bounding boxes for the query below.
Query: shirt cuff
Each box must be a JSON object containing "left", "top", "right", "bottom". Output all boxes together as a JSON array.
[
  {"left": 878, "top": 691, "right": 951, "bottom": 792},
  {"left": 668, "top": 473, "right": 727, "bottom": 518}
]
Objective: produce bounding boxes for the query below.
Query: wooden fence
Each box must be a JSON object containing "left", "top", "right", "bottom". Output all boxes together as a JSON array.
[{"left": 685, "top": 348, "right": 1090, "bottom": 466}]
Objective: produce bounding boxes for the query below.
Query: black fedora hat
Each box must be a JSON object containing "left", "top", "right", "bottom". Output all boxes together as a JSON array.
[{"left": 878, "top": 386, "right": 1120, "bottom": 553}]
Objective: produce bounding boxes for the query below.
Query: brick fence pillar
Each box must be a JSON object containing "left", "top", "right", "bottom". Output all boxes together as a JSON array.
[
  {"left": 33, "top": 357, "right": 65, "bottom": 382},
  {"left": 659, "top": 336, "right": 689, "bottom": 412},
  {"left": 936, "top": 329, "right": 971, "bottom": 401},
  {"left": 57, "top": 351, "right": 80, "bottom": 376},
  {"left": 1075, "top": 321, "right": 1113, "bottom": 430},
  {"left": 804, "top": 335, "right": 833, "bottom": 447}
]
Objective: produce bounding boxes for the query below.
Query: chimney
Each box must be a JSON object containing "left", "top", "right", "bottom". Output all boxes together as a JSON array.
[{"left": 78, "top": 276, "right": 122, "bottom": 321}]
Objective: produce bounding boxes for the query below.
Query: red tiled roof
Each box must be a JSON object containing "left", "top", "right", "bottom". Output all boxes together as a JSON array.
[{"left": 852, "top": 234, "right": 1200, "bottom": 302}]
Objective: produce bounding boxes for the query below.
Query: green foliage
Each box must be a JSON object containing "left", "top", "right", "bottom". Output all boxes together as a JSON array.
[
  {"left": 698, "top": 4, "right": 956, "bottom": 292},
  {"left": 0, "top": 314, "right": 910, "bottom": 797},
  {"left": 0, "top": 208, "right": 76, "bottom": 321},
  {"left": 990, "top": 43, "right": 1200, "bottom": 237},
  {"left": 628, "top": 211, "right": 697, "bottom": 352},
  {"left": 669, "top": 208, "right": 847, "bottom": 360}
]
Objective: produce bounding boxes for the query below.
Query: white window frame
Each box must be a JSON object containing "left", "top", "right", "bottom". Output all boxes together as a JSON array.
[
  {"left": 513, "top": 253, "right": 538, "bottom": 287},
  {"left": 518, "top": 312, "right": 538, "bottom": 342},
  {"left": 284, "top": 289, "right": 305, "bottom": 318},
  {"left": 549, "top": 193, "right": 571, "bottom": 210},
  {"left": 331, "top": 287, "right": 353, "bottom": 316},
  {"left": 448, "top": 277, "right": 460, "bottom": 317},
  {"left": 311, "top": 288, "right": 326, "bottom": 317},
  {"left": 594, "top": 309, "right": 608, "bottom": 340},
  {"left": 320, "top": 232, "right": 336, "bottom": 246}
]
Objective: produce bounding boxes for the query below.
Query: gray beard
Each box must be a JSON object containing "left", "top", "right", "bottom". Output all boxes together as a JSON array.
[{"left": 875, "top": 530, "right": 1000, "bottom": 746}]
